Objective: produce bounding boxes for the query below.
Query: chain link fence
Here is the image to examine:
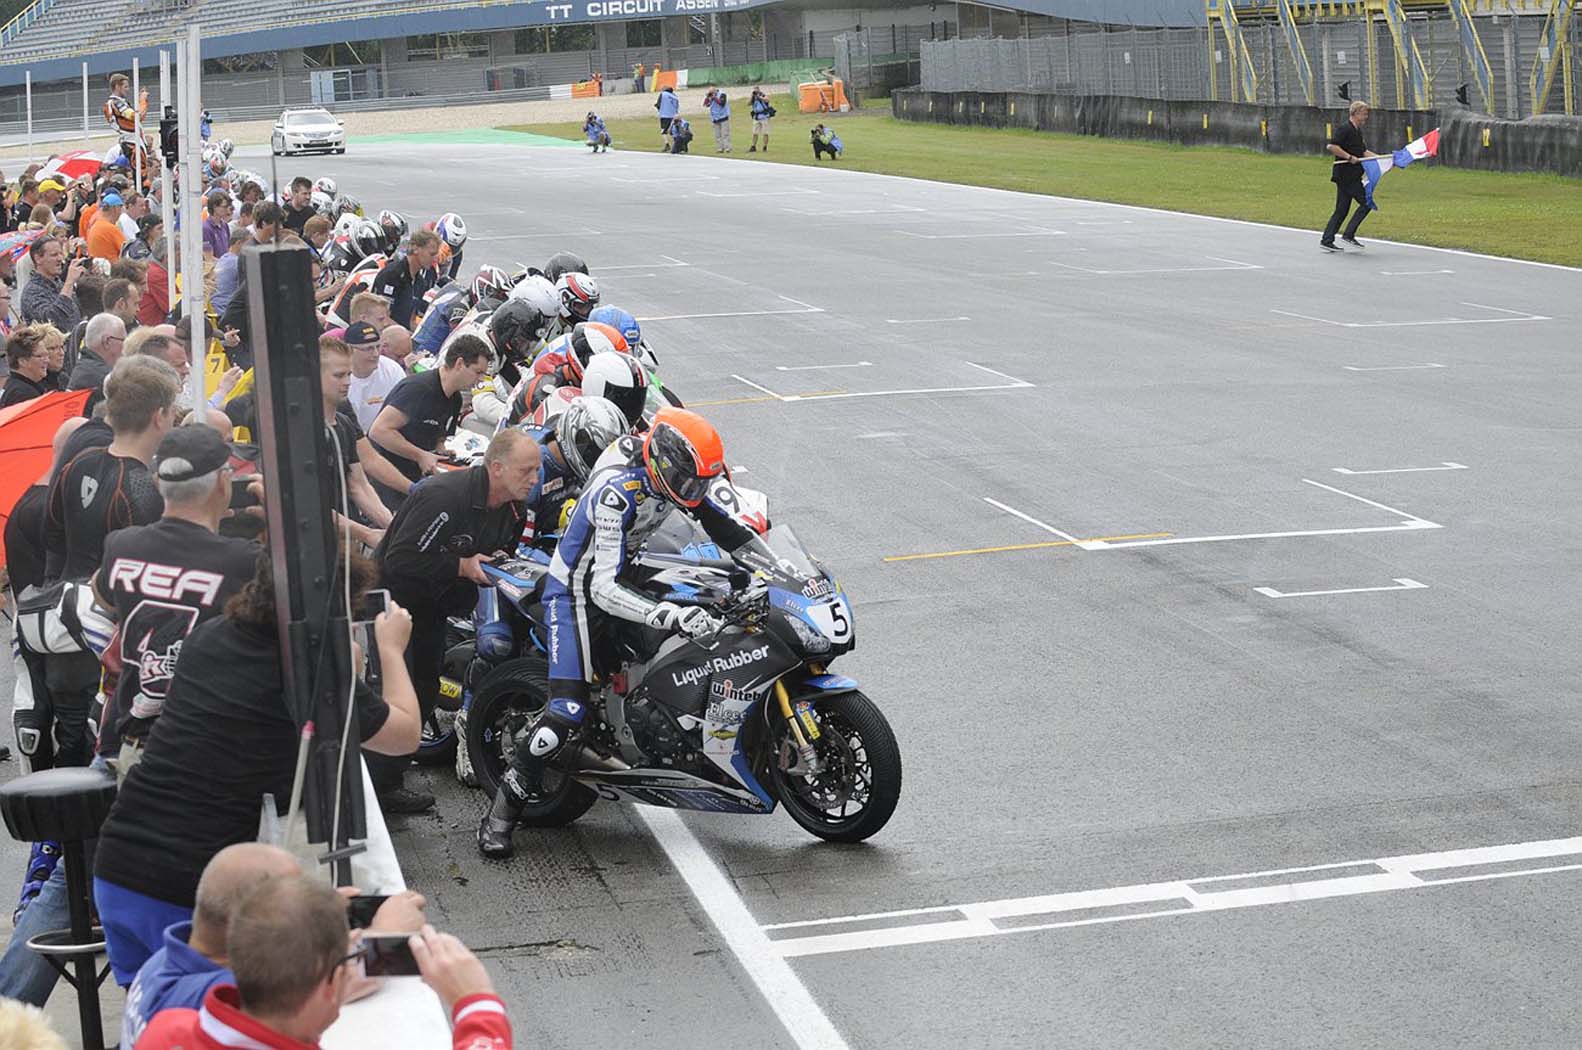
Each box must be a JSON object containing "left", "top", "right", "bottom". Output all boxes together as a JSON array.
[{"left": 923, "top": 13, "right": 1562, "bottom": 119}]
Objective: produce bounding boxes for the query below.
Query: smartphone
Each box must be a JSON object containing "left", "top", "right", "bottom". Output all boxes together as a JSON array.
[
  {"left": 351, "top": 588, "right": 390, "bottom": 626},
  {"left": 360, "top": 933, "right": 420, "bottom": 977},
  {"left": 229, "top": 476, "right": 259, "bottom": 509},
  {"left": 345, "top": 894, "right": 388, "bottom": 930}
]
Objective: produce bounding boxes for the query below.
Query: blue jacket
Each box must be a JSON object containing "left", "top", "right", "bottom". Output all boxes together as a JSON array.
[
  {"left": 657, "top": 90, "right": 680, "bottom": 119},
  {"left": 121, "top": 922, "right": 232, "bottom": 1049},
  {"left": 751, "top": 96, "right": 772, "bottom": 119},
  {"left": 707, "top": 94, "right": 730, "bottom": 122}
]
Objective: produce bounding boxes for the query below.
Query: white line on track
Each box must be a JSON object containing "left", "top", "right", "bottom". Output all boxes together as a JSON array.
[
  {"left": 695, "top": 187, "right": 821, "bottom": 197},
  {"left": 640, "top": 295, "right": 825, "bottom": 322},
  {"left": 469, "top": 230, "right": 603, "bottom": 241},
  {"left": 1342, "top": 363, "right": 1447, "bottom": 372},
  {"left": 1271, "top": 302, "right": 1551, "bottom": 327},
  {"left": 1332, "top": 462, "right": 1467, "bottom": 475},
  {"left": 761, "top": 835, "right": 1582, "bottom": 958},
  {"left": 1048, "top": 255, "right": 1262, "bottom": 276},
  {"left": 982, "top": 498, "right": 1099, "bottom": 549},
  {"left": 1380, "top": 269, "right": 1455, "bottom": 275},
  {"left": 637, "top": 808, "right": 850, "bottom": 1049},
  {"left": 1299, "top": 477, "right": 1427, "bottom": 521},
  {"left": 728, "top": 363, "right": 1034, "bottom": 403},
  {"left": 599, "top": 256, "right": 690, "bottom": 270},
  {"left": 1253, "top": 578, "right": 1427, "bottom": 598},
  {"left": 884, "top": 316, "right": 971, "bottom": 324},
  {"left": 896, "top": 227, "right": 1064, "bottom": 239},
  {"left": 774, "top": 361, "right": 873, "bottom": 371}
]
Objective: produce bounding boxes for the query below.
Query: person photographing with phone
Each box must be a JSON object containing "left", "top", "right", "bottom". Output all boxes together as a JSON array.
[
  {"left": 370, "top": 427, "right": 539, "bottom": 813},
  {"left": 20, "top": 235, "right": 86, "bottom": 332},
  {"left": 135, "top": 874, "right": 510, "bottom": 1050}
]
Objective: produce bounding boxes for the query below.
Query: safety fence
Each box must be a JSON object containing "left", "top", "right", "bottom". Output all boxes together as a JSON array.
[
  {"left": 921, "top": 14, "right": 1570, "bottom": 120},
  {"left": 892, "top": 88, "right": 1581, "bottom": 177}
]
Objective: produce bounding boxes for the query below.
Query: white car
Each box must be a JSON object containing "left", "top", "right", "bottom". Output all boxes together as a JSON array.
[{"left": 271, "top": 108, "right": 345, "bottom": 156}]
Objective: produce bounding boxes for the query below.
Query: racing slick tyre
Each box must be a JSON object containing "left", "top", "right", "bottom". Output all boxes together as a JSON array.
[
  {"left": 413, "top": 709, "right": 458, "bottom": 766},
  {"left": 768, "top": 690, "right": 901, "bottom": 843},
  {"left": 466, "top": 655, "right": 597, "bottom": 827}
]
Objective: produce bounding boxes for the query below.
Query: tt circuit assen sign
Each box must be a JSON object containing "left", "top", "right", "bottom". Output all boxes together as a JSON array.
[{"left": 543, "top": 0, "right": 759, "bottom": 19}]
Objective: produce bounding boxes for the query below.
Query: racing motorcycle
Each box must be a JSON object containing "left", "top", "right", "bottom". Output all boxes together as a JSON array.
[{"left": 464, "top": 507, "right": 901, "bottom": 843}]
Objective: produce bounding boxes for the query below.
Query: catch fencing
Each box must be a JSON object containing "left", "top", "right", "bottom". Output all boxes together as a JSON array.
[{"left": 922, "top": 15, "right": 1566, "bottom": 120}]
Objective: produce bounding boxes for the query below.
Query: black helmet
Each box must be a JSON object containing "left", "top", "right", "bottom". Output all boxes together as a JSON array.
[
  {"left": 543, "top": 250, "right": 589, "bottom": 285},
  {"left": 487, "top": 297, "right": 550, "bottom": 363}
]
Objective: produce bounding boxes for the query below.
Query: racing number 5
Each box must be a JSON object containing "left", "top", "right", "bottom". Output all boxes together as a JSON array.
[{"left": 828, "top": 600, "right": 851, "bottom": 642}]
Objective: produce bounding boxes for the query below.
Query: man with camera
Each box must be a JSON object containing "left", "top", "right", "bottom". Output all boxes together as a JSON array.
[
  {"left": 749, "top": 86, "right": 774, "bottom": 153},
  {"left": 136, "top": 875, "right": 511, "bottom": 1050},
  {"left": 20, "top": 236, "right": 86, "bottom": 332}
]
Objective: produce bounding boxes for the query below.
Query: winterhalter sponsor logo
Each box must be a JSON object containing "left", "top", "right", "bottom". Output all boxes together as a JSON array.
[{"left": 671, "top": 644, "right": 771, "bottom": 688}]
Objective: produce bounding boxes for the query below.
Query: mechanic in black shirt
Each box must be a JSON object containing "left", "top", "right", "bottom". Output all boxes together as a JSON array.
[
  {"left": 1320, "top": 100, "right": 1384, "bottom": 252},
  {"left": 92, "top": 553, "right": 421, "bottom": 986},
  {"left": 92, "top": 424, "right": 261, "bottom": 772},
  {"left": 366, "top": 332, "right": 490, "bottom": 511},
  {"left": 370, "top": 427, "right": 538, "bottom": 811},
  {"left": 370, "top": 228, "right": 440, "bottom": 329},
  {"left": 39, "top": 355, "right": 178, "bottom": 768}
]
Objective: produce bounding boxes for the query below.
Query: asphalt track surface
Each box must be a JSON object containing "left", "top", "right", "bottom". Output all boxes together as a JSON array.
[{"left": 5, "top": 136, "right": 1582, "bottom": 1049}]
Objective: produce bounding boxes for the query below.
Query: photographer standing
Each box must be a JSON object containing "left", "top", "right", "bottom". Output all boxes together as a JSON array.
[
  {"left": 706, "top": 88, "right": 732, "bottom": 153},
  {"left": 749, "top": 86, "right": 773, "bottom": 153},
  {"left": 19, "top": 237, "right": 85, "bottom": 331}
]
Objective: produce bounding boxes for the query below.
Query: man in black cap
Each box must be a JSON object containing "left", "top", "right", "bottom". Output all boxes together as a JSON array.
[{"left": 92, "top": 423, "right": 262, "bottom": 774}]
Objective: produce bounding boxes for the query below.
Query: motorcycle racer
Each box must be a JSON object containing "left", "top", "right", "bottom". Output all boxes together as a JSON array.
[
  {"left": 545, "top": 272, "right": 600, "bottom": 341},
  {"left": 500, "top": 322, "right": 627, "bottom": 431},
  {"left": 478, "top": 408, "right": 768, "bottom": 858},
  {"left": 467, "top": 296, "right": 561, "bottom": 429}
]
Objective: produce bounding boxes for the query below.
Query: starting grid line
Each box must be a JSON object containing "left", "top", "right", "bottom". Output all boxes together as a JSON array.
[{"left": 762, "top": 836, "right": 1582, "bottom": 959}]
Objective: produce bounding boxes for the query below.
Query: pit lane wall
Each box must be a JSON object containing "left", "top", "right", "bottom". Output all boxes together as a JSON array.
[{"left": 890, "top": 90, "right": 1582, "bottom": 178}]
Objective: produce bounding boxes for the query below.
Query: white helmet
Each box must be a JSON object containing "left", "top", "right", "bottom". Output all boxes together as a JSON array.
[
  {"left": 333, "top": 211, "right": 361, "bottom": 237},
  {"left": 220, "top": 137, "right": 235, "bottom": 158},
  {"left": 434, "top": 212, "right": 467, "bottom": 248},
  {"left": 314, "top": 176, "right": 337, "bottom": 197},
  {"left": 311, "top": 190, "right": 335, "bottom": 216},
  {"left": 555, "top": 272, "right": 600, "bottom": 322},
  {"left": 508, "top": 274, "right": 558, "bottom": 319},
  {"left": 579, "top": 351, "right": 649, "bottom": 431}
]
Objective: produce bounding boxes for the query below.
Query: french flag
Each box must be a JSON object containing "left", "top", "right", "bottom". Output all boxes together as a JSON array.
[{"left": 1361, "top": 128, "right": 1439, "bottom": 210}]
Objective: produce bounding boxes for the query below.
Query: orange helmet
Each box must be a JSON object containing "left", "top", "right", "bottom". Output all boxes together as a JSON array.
[{"left": 642, "top": 407, "right": 726, "bottom": 508}]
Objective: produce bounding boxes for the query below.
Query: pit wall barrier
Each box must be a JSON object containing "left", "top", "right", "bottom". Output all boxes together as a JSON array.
[{"left": 892, "top": 89, "right": 1581, "bottom": 178}]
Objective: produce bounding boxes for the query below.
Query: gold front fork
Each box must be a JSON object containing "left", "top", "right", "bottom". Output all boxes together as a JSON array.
[{"left": 776, "top": 680, "right": 821, "bottom": 771}]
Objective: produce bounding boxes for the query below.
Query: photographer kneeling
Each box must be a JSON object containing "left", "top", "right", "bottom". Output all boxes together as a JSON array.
[{"left": 92, "top": 554, "right": 421, "bottom": 987}]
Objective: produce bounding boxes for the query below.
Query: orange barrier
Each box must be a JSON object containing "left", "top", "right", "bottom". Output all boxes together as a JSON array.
[
  {"left": 797, "top": 79, "right": 850, "bottom": 113},
  {"left": 572, "top": 80, "right": 601, "bottom": 99},
  {"left": 652, "top": 70, "right": 679, "bottom": 92}
]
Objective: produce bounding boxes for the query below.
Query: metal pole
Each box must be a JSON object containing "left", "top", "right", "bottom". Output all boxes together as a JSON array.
[
  {"left": 160, "top": 49, "right": 176, "bottom": 333},
  {"left": 82, "top": 62, "right": 89, "bottom": 143},
  {"left": 24, "top": 71, "right": 32, "bottom": 164},
  {"left": 133, "top": 58, "right": 143, "bottom": 192},
  {"left": 184, "top": 24, "right": 204, "bottom": 410}
]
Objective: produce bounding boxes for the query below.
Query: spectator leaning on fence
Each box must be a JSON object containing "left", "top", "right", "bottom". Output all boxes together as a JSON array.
[
  {"left": 706, "top": 88, "right": 732, "bottom": 153},
  {"left": 749, "top": 86, "right": 773, "bottom": 153}
]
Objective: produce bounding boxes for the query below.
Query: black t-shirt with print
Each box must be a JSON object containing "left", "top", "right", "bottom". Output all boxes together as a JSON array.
[
  {"left": 94, "top": 615, "right": 391, "bottom": 907},
  {"left": 370, "top": 369, "right": 460, "bottom": 483},
  {"left": 94, "top": 518, "right": 261, "bottom": 755}
]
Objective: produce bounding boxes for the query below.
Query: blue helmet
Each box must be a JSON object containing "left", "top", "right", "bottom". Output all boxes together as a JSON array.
[{"left": 588, "top": 305, "right": 641, "bottom": 351}]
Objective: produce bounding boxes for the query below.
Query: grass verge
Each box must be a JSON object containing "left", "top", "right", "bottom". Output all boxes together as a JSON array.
[{"left": 504, "top": 94, "right": 1579, "bottom": 267}]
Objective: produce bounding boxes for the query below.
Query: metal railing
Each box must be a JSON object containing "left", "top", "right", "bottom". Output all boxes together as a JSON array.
[{"left": 0, "top": 0, "right": 58, "bottom": 46}]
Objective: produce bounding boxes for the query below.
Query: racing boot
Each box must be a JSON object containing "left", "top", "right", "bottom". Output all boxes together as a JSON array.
[
  {"left": 477, "top": 768, "right": 530, "bottom": 859},
  {"left": 476, "top": 699, "right": 586, "bottom": 859}
]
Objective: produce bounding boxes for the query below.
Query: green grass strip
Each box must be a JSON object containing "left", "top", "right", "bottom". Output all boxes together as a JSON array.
[{"left": 503, "top": 94, "right": 1580, "bottom": 267}]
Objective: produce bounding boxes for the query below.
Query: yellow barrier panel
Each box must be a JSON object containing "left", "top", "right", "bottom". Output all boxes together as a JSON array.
[
  {"left": 1482, "top": 126, "right": 1492, "bottom": 146},
  {"left": 1202, "top": 113, "right": 1209, "bottom": 129}
]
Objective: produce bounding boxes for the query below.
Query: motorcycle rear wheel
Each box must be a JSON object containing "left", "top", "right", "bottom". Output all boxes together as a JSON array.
[
  {"left": 466, "top": 655, "right": 596, "bottom": 827},
  {"left": 769, "top": 690, "right": 901, "bottom": 843}
]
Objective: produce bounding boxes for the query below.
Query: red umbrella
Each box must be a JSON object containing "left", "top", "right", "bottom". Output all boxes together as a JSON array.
[
  {"left": 39, "top": 149, "right": 103, "bottom": 183},
  {"left": 0, "top": 388, "right": 90, "bottom": 567}
]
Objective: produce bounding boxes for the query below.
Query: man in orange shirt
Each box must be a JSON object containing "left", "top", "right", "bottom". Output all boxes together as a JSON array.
[{"left": 87, "top": 191, "right": 128, "bottom": 261}]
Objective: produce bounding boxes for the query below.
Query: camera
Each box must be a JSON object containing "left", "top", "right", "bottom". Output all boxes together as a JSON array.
[
  {"left": 351, "top": 588, "right": 390, "bottom": 626},
  {"left": 360, "top": 933, "right": 420, "bottom": 977}
]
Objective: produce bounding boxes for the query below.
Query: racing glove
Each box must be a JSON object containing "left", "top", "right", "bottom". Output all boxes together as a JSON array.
[{"left": 646, "top": 601, "right": 721, "bottom": 639}]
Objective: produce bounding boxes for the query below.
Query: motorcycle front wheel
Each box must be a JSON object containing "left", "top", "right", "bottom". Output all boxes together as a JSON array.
[
  {"left": 465, "top": 655, "right": 597, "bottom": 827},
  {"left": 768, "top": 691, "right": 901, "bottom": 843}
]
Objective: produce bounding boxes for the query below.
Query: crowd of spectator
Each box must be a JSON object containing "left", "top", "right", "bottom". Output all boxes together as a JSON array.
[{"left": 0, "top": 101, "right": 517, "bottom": 1048}]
